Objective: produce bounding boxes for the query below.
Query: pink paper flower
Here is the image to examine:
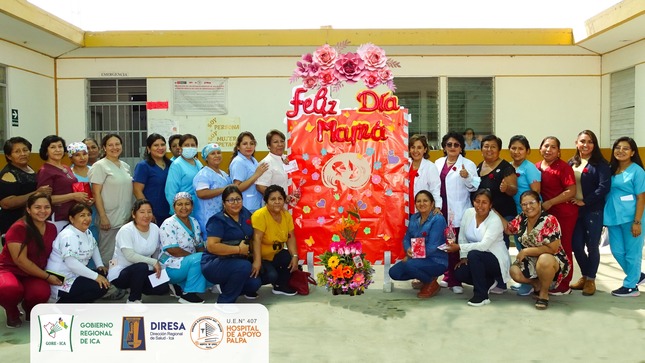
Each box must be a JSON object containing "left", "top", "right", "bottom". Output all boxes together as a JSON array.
[
  {"left": 318, "top": 69, "right": 339, "bottom": 87},
  {"left": 313, "top": 44, "right": 338, "bottom": 70},
  {"left": 357, "top": 43, "right": 388, "bottom": 71},
  {"left": 302, "top": 75, "right": 318, "bottom": 89},
  {"left": 335, "top": 52, "right": 365, "bottom": 83},
  {"left": 377, "top": 68, "right": 393, "bottom": 82},
  {"left": 362, "top": 70, "right": 381, "bottom": 89}
]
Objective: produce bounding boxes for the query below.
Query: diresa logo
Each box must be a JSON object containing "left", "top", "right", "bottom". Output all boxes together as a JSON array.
[
  {"left": 38, "top": 315, "right": 73, "bottom": 352},
  {"left": 190, "top": 316, "right": 223, "bottom": 350},
  {"left": 121, "top": 317, "right": 146, "bottom": 351}
]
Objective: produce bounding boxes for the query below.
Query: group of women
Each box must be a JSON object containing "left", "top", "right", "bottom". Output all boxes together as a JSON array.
[
  {"left": 0, "top": 130, "right": 300, "bottom": 328},
  {"left": 392, "top": 131, "right": 645, "bottom": 309}
]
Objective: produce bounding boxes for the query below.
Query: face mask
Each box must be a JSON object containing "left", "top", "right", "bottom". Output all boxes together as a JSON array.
[{"left": 181, "top": 147, "right": 198, "bottom": 159}]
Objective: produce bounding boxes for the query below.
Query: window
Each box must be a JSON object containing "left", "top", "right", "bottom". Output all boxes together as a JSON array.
[
  {"left": 396, "top": 78, "right": 440, "bottom": 148},
  {"left": 87, "top": 79, "right": 147, "bottom": 168},
  {"left": 447, "top": 77, "right": 494, "bottom": 138},
  {"left": 0, "top": 65, "right": 6, "bottom": 147},
  {"left": 609, "top": 67, "right": 634, "bottom": 144}
]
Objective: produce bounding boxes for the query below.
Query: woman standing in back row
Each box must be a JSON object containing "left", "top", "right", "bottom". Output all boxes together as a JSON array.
[
  {"left": 568, "top": 130, "right": 611, "bottom": 296},
  {"left": 536, "top": 136, "right": 577, "bottom": 295},
  {"left": 604, "top": 137, "right": 645, "bottom": 297}
]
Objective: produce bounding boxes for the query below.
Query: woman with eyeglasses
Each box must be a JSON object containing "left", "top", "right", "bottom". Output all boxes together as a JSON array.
[
  {"left": 536, "top": 136, "right": 578, "bottom": 295},
  {"left": 568, "top": 130, "right": 611, "bottom": 296},
  {"left": 159, "top": 192, "right": 206, "bottom": 304},
  {"left": 505, "top": 191, "right": 571, "bottom": 310},
  {"left": 435, "top": 131, "right": 481, "bottom": 294},
  {"left": 251, "top": 185, "right": 299, "bottom": 297},
  {"left": 201, "top": 185, "right": 261, "bottom": 303},
  {"left": 604, "top": 137, "right": 645, "bottom": 297},
  {"left": 408, "top": 134, "right": 442, "bottom": 215}
]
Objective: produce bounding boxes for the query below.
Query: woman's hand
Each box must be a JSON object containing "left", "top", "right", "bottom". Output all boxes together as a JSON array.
[
  {"left": 571, "top": 198, "right": 585, "bottom": 207},
  {"left": 445, "top": 243, "right": 460, "bottom": 253},
  {"left": 99, "top": 215, "right": 111, "bottom": 231},
  {"left": 97, "top": 266, "right": 108, "bottom": 275},
  {"left": 459, "top": 165, "right": 469, "bottom": 179},
  {"left": 633, "top": 223, "right": 642, "bottom": 238},
  {"left": 239, "top": 243, "right": 250, "bottom": 256},
  {"left": 95, "top": 274, "right": 110, "bottom": 289},
  {"left": 46, "top": 274, "right": 63, "bottom": 286},
  {"left": 72, "top": 192, "right": 89, "bottom": 203},
  {"left": 406, "top": 247, "right": 414, "bottom": 259},
  {"left": 542, "top": 200, "right": 553, "bottom": 211},
  {"left": 36, "top": 185, "right": 53, "bottom": 196},
  {"left": 253, "top": 163, "right": 270, "bottom": 178},
  {"left": 515, "top": 250, "right": 527, "bottom": 263},
  {"left": 153, "top": 261, "right": 162, "bottom": 278},
  {"left": 250, "top": 259, "right": 261, "bottom": 278},
  {"left": 455, "top": 258, "right": 468, "bottom": 270},
  {"left": 288, "top": 255, "right": 299, "bottom": 272}
]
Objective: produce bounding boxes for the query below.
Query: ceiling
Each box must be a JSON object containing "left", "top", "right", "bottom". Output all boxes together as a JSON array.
[{"left": 0, "top": 0, "right": 643, "bottom": 58}]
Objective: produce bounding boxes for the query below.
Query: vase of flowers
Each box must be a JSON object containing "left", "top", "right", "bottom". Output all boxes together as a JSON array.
[{"left": 317, "top": 206, "right": 374, "bottom": 295}]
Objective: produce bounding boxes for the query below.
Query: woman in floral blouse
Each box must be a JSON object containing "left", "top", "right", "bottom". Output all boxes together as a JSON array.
[{"left": 505, "top": 190, "right": 571, "bottom": 310}]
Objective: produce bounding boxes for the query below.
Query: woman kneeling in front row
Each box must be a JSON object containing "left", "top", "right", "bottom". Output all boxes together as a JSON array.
[
  {"left": 505, "top": 190, "right": 571, "bottom": 310},
  {"left": 389, "top": 190, "right": 447, "bottom": 298},
  {"left": 445, "top": 189, "right": 511, "bottom": 306}
]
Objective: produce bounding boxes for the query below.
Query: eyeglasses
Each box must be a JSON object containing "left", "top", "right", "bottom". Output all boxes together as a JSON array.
[
  {"left": 520, "top": 200, "right": 538, "bottom": 208},
  {"left": 614, "top": 146, "right": 631, "bottom": 152},
  {"left": 225, "top": 198, "right": 243, "bottom": 204},
  {"left": 446, "top": 142, "right": 461, "bottom": 148}
]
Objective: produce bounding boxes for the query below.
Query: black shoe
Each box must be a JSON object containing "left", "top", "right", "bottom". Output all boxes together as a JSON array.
[
  {"left": 638, "top": 272, "right": 645, "bottom": 286},
  {"left": 178, "top": 293, "right": 205, "bottom": 304},
  {"left": 611, "top": 286, "right": 640, "bottom": 297},
  {"left": 169, "top": 284, "right": 184, "bottom": 298},
  {"left": 272, "top": 285, "right": 297, "bottom": 296}
]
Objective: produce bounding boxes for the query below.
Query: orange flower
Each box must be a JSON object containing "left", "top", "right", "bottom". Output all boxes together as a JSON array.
[
  {"left": 331, "top": 265, "right": 345, "bottom": 279},
  {"left": 343, "top": 266, "right": 354, "bottom": 278}
]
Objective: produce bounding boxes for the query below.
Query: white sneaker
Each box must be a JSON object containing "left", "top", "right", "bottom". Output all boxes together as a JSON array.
[
  {"left": 126, "top": 299, "right": 142, "bottom": 304},
  {"left": 438, "top": 280, "right": 449, "bottom": 288},
  {"left": 211, "top": 284, "right": 222, "bottom": 294},
  {"left": 451, "top": 286, "right": 464, "bottom": 294},
  {"left": 467, "top": 298, "right": 491, "bottom": 307}
]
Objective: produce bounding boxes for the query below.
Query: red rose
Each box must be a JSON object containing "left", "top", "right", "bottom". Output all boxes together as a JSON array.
[
  {"left": 488, "top": 174, "right": 494, "bottom": 179},
  {"left": 452, "top": 166, "right": 457, "bottom": 171},
  {"left": 421, "top": 232, "right": 427, "bottom": 237},
  {"left": 246, "top": 219, "right": 252, "bottom": 225},
  {"left": 414, "top": 172, "right": 419, "bottom": 177},
  {"left": 516, "top": 172, "right": 520, "bottom": 177},
  {"left": 583, "top": 168, "right": 589, "bottom": 173}
]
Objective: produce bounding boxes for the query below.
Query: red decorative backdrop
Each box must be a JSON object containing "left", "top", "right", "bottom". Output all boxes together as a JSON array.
[{"left": 286, "top": 87, "right": 409, "bottom": 263}]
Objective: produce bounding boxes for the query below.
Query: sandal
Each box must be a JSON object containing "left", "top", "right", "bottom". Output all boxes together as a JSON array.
[{"left": 535, "top": 298, "right": 549, "bottom": 310}]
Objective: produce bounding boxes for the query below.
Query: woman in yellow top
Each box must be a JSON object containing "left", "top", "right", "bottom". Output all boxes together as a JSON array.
[{"left": 251, "top": 185, "right": 299, "bottom": 296}]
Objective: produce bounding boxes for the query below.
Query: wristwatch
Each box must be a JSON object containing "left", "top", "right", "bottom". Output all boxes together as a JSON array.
[{"left": 634, "top": 220, "right": 642, "bottom": 225}]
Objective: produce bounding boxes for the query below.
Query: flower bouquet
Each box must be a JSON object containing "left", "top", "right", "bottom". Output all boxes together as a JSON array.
[{"left": 316, "top": 206, "right": 374, "bottom": 295}]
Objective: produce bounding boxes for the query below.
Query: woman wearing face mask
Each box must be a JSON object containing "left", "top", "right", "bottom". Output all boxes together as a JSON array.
[
  {"left": 165, "top": 134, "right": 203, "bottom": 217},
  {"left": 228, "top": 132, "right": 269, "bottom": 213},
  {"left": 45, "top": 203, "right": 112, "bottom": 303},
  {"left": 194, "top": 143, "right": 232, "bottom": 240},
  {"left": 134, "top": 133, "right": 171, "bottom": 226},
  {"left": 568, "top": 130, "right": 611, "bottom": 296}
]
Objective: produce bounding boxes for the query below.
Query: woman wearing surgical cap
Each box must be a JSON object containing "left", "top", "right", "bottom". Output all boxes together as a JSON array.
[
  {"left": 133, "top": 133, "right": 171, "bottom": 226},
  {"left": 159, "top": 192, "right": 207, "bottom": 303},
  {"left": 193, "top": 143, "right": 232, "bottom": 239},
  {"left": 68, "top": 141, "right": 99, "bottom": 239}
]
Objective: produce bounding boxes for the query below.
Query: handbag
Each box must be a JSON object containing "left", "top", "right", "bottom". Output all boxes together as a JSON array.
[{"left": 288, "top": 267, "right": 317, "bottom": 295}]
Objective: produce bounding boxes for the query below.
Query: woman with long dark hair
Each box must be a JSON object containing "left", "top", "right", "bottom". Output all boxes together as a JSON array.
[
  {"left": 133, "top": 133, "right": 171, "bottom": 226},
  {"left": 604, "top": 137, "right": 645, "bottom": 297},
  {"left": 0, "top": 193, "right": 61, "bottom": 328},
  {"left": 568, "top": 130, "right": 611, "bottom": 296},
  {"left": 228, "top": 132, "right": 269, "bottom": 213}
]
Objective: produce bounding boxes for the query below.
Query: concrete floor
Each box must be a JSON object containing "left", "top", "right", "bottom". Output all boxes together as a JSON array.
[{"left": 2, "top": 247, "right": 644, "bottom": 362}]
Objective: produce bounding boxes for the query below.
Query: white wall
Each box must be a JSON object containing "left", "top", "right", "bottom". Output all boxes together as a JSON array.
[
  {"left": 55, "top": 52, "right": 604, "bottom": 151},
  {"left": 0, "top": 40, "right": 56, "bottom": 144}
]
